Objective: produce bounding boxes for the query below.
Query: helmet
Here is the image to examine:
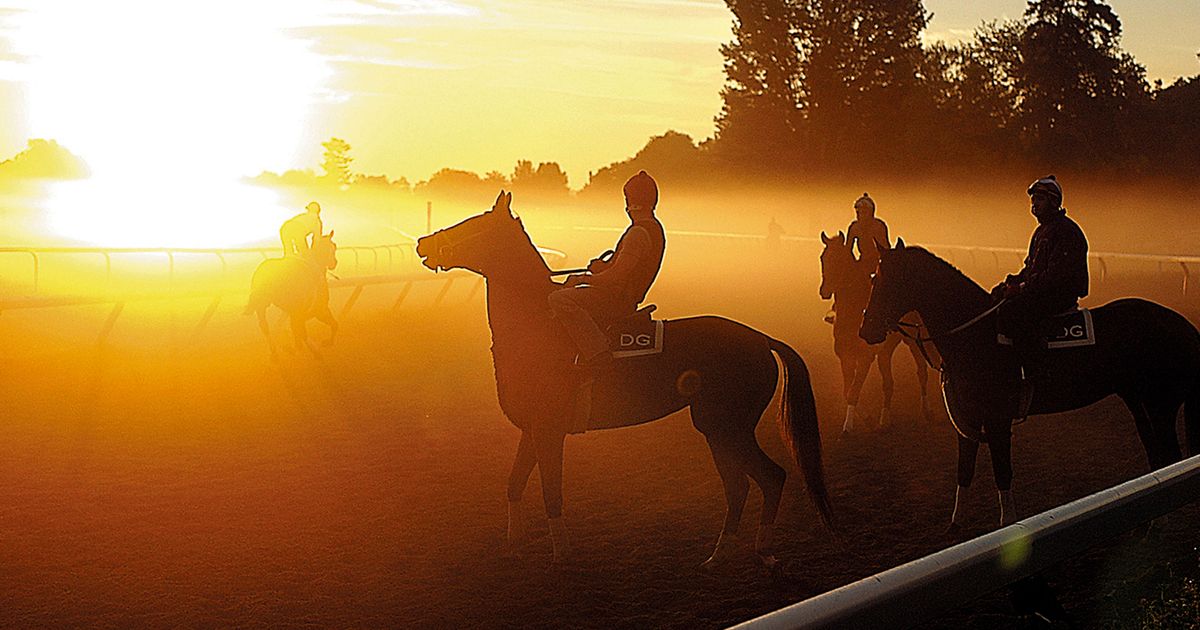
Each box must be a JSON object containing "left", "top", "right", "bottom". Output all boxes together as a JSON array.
[
  {"left": 1027, "top": 176, "right": 1062, "bottom": 205},
  {"left": 306, "top": 201, "right": 322, "bottom": 213},
  {"left": 854, "top": 192, "right": 875, "bottom": 212},
  {"left": 623, "top": 170, "right": 658, "bottom": 210}
]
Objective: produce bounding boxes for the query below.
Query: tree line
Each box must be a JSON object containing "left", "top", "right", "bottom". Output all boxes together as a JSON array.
[{"left": 710, "top": 0, "right": 1198, "bottom": 178}]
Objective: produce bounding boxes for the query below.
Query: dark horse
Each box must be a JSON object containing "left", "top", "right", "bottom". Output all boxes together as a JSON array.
[
  {"left": 245, "top": 231, "right": 339, "bottom": 360},
  {"left": 860, "top": 240, "right": 1200, "bottom": 527},
  {"left": 415, "top": 191, "right": 833, "bottom": 568},
  {"left": 819, "top": 231, "right": 934, "bottom": 432}
]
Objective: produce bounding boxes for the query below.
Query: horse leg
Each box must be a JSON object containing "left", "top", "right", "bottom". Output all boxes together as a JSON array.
[
  {"left": 700, "top": 434, "right": 750, "bottom": 568},
  {"left": 949, "top": 436, "right": 980, "bottom": 533},
  {"left": 908, "top": 339, "right": 932, "bottom": 422},
  {"left": 842, "top": 352, "right": 870, "bottom": 433},
  {"left": 984, "top": 419, "right": 1017, "bottom": 526},
  {"left": 739, "top": 433, "right": 788, "bottom": 572},
  {"left": 255, "top": 308, "right": 279, "bottom": 362},
  {"left": 1122, "top": 395, "right": 1164, "bottom": 469},
  {"left": 876, "top": 341, "right": 897, "bottom": 428},
  {"left": 532, "top": 427, "right": 569, "bottom": 562},
  {"left": 839, "top": 355, "right": 857, "bottom": 433},
  {"left": 313, "top": 304, "right": 338, "bottom": 347},
  {"left": 1147, "top": 400, "right": 1184, "bottom": 468},
  {"left": 504, "top": 431, "right": 537, "bottom": 556},
  {"left": 290, "top": 313, "right": 318, "bottom": 358}
]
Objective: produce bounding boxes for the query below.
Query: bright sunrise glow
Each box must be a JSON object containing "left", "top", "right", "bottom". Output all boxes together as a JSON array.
[{"left": 13, "top": 1, "right": 329, "bottom": 247}]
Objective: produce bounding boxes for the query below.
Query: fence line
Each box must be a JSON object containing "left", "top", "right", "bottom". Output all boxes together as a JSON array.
[
  {"left": 732, "top": 453, "right": 1200, "bottom": 630},
  {"left": 552, "top": 225, "right": 1200, "bottom": 296}
]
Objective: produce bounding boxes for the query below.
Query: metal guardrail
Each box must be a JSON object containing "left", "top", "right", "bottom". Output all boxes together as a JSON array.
[
  {"left": 555, "top": 225, "right": 1200, "bottom": 297},
  {"left": 0, "top": 244, "right": 416, "bottom": 293},
  {"left": 0, "top": 242, "right": 568, "bottom": 345},
  {"left": 732, "top": 453, "right": 1200, "bottom": 630}
]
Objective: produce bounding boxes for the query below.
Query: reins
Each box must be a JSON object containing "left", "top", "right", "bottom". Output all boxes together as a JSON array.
[
  {"left": 549, "top": 249, "right": 614, "bottom": 278},
  {"left": 892, "top": 298, "right": 1007, "bottom": 372}
]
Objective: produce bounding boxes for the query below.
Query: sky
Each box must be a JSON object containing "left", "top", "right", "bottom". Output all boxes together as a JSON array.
[{"left": 0, "top": 0, "right": 1196, "bottom": 190}]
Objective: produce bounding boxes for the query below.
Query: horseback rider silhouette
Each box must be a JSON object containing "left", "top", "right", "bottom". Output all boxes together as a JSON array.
[
  {"left": 990, "top": 175, "right": 1089, "bottom": 415},
  {"left": 548, "top": 170, "right": 666, "bottom": 368},
  {"left": 846, "top": 192, "right": 890, "bottom": 271},
  {"left": 281, "top": 201, "right": 324, "bottom": 257}
]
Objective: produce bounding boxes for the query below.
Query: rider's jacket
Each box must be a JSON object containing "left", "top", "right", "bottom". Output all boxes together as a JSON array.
[
  {"left": 1010, "top": 208, "right": 1088, "bottom": 309},
  {"left": 589, "top": 213, "right": 666, "bottom": 310}
]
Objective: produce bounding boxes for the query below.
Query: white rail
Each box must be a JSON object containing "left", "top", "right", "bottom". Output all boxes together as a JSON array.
[{"left": 732, "top": 453, "right": 1200, "bottom": 630}]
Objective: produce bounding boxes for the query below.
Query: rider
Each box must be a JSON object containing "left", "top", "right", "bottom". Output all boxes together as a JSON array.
[
  {"left": 991, "top": 175, "right": 1089, "bottom": 409},
  {"left": 548, "top": 170, "right": 666, "bottom": 368},
  {"left": 846, "top": 192, "right": 890, "bottom": 271},
  {"left": 281, "top": 201, "right": 324, "bottom": 257}
]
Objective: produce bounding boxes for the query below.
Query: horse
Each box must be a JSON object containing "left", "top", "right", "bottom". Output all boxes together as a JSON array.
[
  {"left": 819, "top": 231, "right": 934, "bottom": 432},
  {"left": 859, "top": 240, "right": 1200, "bottom": 528},
  {"left": 415, "top": 191, "right": 834, "bottom": 569},
  {"left": 245, "top": 231, "right": 339, "bottom": 360}
]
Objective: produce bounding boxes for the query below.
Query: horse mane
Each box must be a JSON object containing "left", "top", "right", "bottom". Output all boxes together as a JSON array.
[{"left": 901, "top": 246, "right": 987, "bottom": 297}]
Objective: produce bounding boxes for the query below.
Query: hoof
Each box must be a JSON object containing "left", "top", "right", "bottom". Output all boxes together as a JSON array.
[{"left": 759, "top": 553, "right": 784, "bottom": 578}]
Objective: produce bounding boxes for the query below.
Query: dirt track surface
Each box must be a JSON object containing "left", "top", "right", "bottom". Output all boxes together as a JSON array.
[{"left": 1, "top": 238, "right": 1198, "bottom": 629}]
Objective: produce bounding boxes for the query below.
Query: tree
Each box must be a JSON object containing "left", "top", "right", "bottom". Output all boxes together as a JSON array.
[
  {"left": 714, "top": 0, "right": 805, "bottom": 171},
  {"left": 795, "top": 0, "right": 930, "bottom": 167},
  {"left": 1014, "top": 0, "right": 1149, "bottom": 166},
  {"left": 320, "top": 137, "right": 354, "bottom": 186},
  {"left": 0, "top": 138, "right": 90, "bottom": 180}
]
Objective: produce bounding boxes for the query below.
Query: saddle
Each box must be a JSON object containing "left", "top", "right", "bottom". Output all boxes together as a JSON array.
[
  {"left": 567, "top": 305, "right": 663, "bottom": 435},
  {"left": 997, "top": 307, "right": 1095, "bottom": 349},
  {"left": 572, "top": 304, "right": 664, "bottom": 365}
]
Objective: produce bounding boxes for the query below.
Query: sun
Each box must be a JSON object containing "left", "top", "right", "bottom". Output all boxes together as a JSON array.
[{"left": 15, "top": 2, "right": 329, "bottom": 248}]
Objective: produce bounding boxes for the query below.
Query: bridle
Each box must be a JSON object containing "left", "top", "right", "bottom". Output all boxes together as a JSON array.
[
  {"left": 885, "top": 299, "right": 1007, "bottom": 372},
  {"left": 422, "top": 216, "right": 609, "bottom": 278}
]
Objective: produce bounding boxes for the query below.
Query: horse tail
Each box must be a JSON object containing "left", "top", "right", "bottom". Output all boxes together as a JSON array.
[{"left": 769, "top": 337, "right": 835, "bottom": 532}]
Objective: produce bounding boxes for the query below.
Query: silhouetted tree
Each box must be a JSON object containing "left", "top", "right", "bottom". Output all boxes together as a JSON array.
[
  {"left": 583, "top": 131, "right": 705, "bottom": 196},
  {"left": 1014, "top": 0, "right": 1148, "bottom": 166},
  {"left": 796, "top": 0, "right": 930, "bottom": 167},
  {"left": 320, "top": 137, "right": 354, "bottom": 186},
  {"left": 0, "top": 138, "right": 90, "bottom": 179},
  {"left": 714, "top": 0, "right": 804, "bottom": 171}
]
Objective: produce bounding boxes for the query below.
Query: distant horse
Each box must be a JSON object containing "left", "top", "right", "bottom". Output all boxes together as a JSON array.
[
  {"left": 245, "top": 231, "right": 339, "bottom": 360},
  {"left": 415, "top": 191, "right": 834, "bottom": 569},
  {"left": 860, "top": 241, "right": 1200, "bottom": 527},
  {"left": 819, "top": 231, "right": 933, "bottom": 432}
]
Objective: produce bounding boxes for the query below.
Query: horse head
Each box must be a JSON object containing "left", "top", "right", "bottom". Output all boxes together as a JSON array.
[
  {"left": 310, "top": 230, "right": 338, "bottom": 271},
  {"left": 860, "top": 237, "right": 914, "bottom": 344},
  {"left": 416, "top": 190, "right": 531, "bottom": 276},
  {"left": 818, "top": 230, "right": 855, "bottom": 300}
]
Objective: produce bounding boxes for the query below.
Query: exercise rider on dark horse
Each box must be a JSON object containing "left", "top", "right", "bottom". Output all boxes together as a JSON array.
[
  {"left": 548, "top": 170, "right": 665, "bottom": 370},
  {"left": 991, "top": 175, "right": 1089, "bottom": 417}
]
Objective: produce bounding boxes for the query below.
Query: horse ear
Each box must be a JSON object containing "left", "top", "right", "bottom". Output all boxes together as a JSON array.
[
  {"left": 490, "top": 190, "right": 506, "bottom": 213},
  {"left": 837, "top": 230, "right": 845, "bottom": 242},
  {"left": 895, "top": 237, "right": 905, "bottom": 250},
  {"left": 504, "top": 191, "right": 514, "bottom": 217},
  {"left": 327, "top": 230, "right": 334, "bottom": 238},
  {"left": 820, "top": 231, "right": 829, "bottom": 244}
]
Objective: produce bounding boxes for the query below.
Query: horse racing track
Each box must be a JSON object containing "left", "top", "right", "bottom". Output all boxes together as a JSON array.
[{"left": 0, "top": 245, "right": 1197, "bottom": 628}]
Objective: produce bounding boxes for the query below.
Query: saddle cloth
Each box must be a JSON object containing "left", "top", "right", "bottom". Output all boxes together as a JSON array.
[
  {"left": 998, "top": 308, "right": 1095, "bottom": 349},
  {"left": 572, "top": 305, "right": 664, "bottom": 364}
]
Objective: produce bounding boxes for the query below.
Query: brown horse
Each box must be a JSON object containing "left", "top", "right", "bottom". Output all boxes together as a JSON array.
[
  {"left": 415, "top": 191, "right": 834, "bottom": 570},
  {"left": 819, "top": 231, "right": 934, "bottom": 433},
  {"left": 245, "top": 231, "right": 338, "bottom": 360}
]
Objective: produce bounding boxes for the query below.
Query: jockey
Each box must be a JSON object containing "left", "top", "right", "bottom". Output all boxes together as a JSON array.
[
  {"left": 549, "top": 170, "right": 666, "bottom": 368},
  {"left": 991, "top": 175, "right": 1089, "bottom": 404},
  {"left": 280, "top": 201, "right": 323, "bottom": 257},
  {"left": 846, "top": 193, "right": 890, "bottom": 271}
]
